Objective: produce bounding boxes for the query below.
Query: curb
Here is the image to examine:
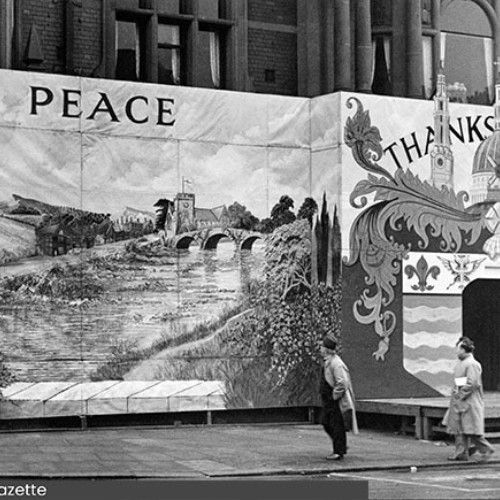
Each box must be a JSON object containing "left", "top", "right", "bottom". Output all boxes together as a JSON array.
[
  {"left": 205, "top": 458, "right": 500, "bottom": 478},
  {"left": 0, "top": 460, "right": 497, "bottom": 480}
]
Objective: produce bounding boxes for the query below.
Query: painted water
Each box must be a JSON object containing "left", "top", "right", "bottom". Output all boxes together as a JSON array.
[{"left": 0, "top": 239, "right": 265, "bottom": 382}]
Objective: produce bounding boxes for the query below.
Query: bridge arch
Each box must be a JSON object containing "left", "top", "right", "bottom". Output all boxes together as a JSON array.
[
  {"left": 175, "top": 235, "right": 196, "bottom": 249},
  {"left": 240, "top": 235, "right": 262, "bottom": 250},
  {"left": 203, "top": 233, "right": 230, "bottom": 250}
]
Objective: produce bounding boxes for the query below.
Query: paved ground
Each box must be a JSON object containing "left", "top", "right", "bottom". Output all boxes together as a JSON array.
[
  {"left": 331, "top": 464, "right": 500, "bottom": 499},
  {"left": 0, "top": 423, "right": 497, "bottom": 478}
]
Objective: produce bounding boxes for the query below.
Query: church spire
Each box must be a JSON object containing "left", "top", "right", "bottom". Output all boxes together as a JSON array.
[{"left": 430, "top": 66, "right": 454, "bottom": 190}]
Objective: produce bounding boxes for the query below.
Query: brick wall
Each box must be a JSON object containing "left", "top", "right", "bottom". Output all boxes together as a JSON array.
[
  {"left": 16, "top": 0, "right": 298, "bottom": 94},
  {"left": 248, "top": 29, "right": 297, "bottom": 96},
  {"left": 247, "top": 0, "right": 297, "bottom": 95},
  {"left": 19, "top": 0, "right": 101, "bottom": 76},
  {"left": 72, "top": 0, "right": 102, "bottom": 76},
  {"left": 248, "top": 0, "right": 297, "bottom": 25},
  {"left": 21, "top": 0, "right": 65, "bottom": 72}
]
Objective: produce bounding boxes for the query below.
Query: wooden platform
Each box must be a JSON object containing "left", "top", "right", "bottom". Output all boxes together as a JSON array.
[
  {"left": 357, "top": 392, "right": 500, "bottom": 440},
  {"left": 0, "top": 380, "right": 226, "bottom": 420}
]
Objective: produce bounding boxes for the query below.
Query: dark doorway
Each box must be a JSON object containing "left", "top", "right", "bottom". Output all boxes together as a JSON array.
[{"left": 463, "top": 279, "right": 500, "bottom": 391}]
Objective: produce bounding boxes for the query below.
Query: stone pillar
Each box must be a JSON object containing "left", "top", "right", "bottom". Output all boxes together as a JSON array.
[
  {"left": 432, "top": 0, "right": 441, "bottom": 85},
  {"left": 226, "top": 0, "right": 248, "bottom": 91},
  {"left": 355, "top": 0, "right": 372, "bottom": 93},
  {"left": 407, "top": 0, "right": 424, "bottom": 98},
  {"left": 391, "top": 0, "right": 406, "bottom": 96},
  {"left": 334, "top": 0, "right": 351, "bottom": 91},
  {"left": 320, "top": 0, "right": 335, "bottom": 93},
  {"left": 297, "top": 0, "right": 322, "bottom": 96},
  {"left": 495, "top": 0, "right": 500, "bottom": 76},
  {"left": 64, "top": 0, "right": 75, "bottom": 74}
]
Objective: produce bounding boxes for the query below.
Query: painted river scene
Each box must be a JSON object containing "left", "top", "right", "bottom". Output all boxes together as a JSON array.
[
  {"left": 0, "top": 190, "right": 340, "bottom": 408},
  {"left": 0, "top": 237, "right": 264, "bottom": 381}
]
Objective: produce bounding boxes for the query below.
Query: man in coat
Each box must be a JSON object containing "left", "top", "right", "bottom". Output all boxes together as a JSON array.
[
  {"left": 444, "top": 336, "right": 495, "bottom": 462},
  {"left": 319, "top": 336, "right": 358, "bottom": 460}
]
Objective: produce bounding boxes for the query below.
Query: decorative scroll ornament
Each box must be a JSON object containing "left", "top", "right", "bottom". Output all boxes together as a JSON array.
[{"left": 344, "top": 97, "right": 484, "bottom": 360}]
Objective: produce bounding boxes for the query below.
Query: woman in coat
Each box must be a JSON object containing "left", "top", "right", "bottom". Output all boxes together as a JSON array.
[
  {"left": 443, "top": 337, "right": 495, "bottom": 462},
  {"left": 320, "top": 336, "right": 358, "bottom": 461}
]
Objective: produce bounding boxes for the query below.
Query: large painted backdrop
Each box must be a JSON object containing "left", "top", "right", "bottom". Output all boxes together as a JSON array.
[
  {"left": 1, "top": 68, "right": 497, "bottom": 416},
  {"left": 0, "top": 69, "right": 342, "bottom": 417}
]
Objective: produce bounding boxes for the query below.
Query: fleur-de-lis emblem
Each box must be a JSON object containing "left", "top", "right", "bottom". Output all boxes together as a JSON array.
[{"left": 404, "top": 255, "right": 440, "bottom": 292}]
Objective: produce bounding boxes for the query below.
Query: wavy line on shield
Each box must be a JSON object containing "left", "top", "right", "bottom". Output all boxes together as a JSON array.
[
  {"left": 403, "top": 344, "right": 457, "bottom": 361},
  {"left": 403, "top": 305, "right": 461, "bottom": 323},
  {"left": 403, "top": 357, "right": 456, "bottom": 374},
  {"left": 403, "top": 334, "right": 460, "bottom": 350},
  {"left": 403, "top": 319, "right": 462, "bottom": 334}
]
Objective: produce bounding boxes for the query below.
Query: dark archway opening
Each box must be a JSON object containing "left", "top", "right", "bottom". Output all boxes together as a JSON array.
[{"left": 463, "top": 279, "right": 500, "bottom": 391}]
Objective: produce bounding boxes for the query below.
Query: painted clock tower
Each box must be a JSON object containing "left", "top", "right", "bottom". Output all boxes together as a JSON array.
[
  {"left": 174, "top": 192, "right": 195, "bottom": 234},
  {"left": 430, "top": 72, "right": 454, "bottom": 190}
]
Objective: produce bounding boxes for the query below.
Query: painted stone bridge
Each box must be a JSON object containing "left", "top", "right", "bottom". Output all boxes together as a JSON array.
[{"left": 167, "top": 227, "right": 263, "bottom": 250}]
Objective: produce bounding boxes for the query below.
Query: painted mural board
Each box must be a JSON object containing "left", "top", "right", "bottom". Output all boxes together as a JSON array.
[
  {"left": 0, "top": 69, "right": 339, "bottom": 417},
  {"left": 1, "top": 67, "right": 499, "bottom": 417}
]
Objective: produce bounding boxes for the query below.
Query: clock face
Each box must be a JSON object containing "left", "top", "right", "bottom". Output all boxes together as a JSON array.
[
  {"left": 436, "top": 156, "right": 444, "bottom": 168},
  {"left": 183, "top": 201, "right": 190, "bottom": 208}
]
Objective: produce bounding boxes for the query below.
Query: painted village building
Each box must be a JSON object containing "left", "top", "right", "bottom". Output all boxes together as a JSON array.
[{"left": 2, "top": 1, "right": 500, "bottom": 418}]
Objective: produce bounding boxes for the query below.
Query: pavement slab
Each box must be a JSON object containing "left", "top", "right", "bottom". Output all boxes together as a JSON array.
[{"left": 0, "top": 424, "right": 497, "bottom": 478}]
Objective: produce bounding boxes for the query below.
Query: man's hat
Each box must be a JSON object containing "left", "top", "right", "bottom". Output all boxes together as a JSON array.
[{"left": 323, "top": 336, "right": 337, "bottom": 350}]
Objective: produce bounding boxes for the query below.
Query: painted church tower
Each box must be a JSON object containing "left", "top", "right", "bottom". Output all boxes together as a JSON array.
[{"left": 430, "top": 72, "right": 454, "bottom": 190}]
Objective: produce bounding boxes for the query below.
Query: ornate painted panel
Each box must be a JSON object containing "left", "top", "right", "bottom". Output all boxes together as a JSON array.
[{"left": 340, "top": 79, "right": 500, "bottom": 397}]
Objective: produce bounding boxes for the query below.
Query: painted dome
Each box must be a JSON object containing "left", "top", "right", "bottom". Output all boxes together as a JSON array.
[{"left": 472, "top": 130, "right": 500, "bottom": 175}]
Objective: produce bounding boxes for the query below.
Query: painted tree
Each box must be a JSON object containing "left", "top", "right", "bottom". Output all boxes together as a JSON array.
[
  {"left": 312, "top": 194, "right": 341, "bottom": 287},
  {"left": 153, "top": 198, "right": 173, "bottom": 232},
  {"left": 227, "top": 202, "right": 259, "bottom": 230},
  {"left": 297, "top": 197, "right": 318, "bottom": 225}
]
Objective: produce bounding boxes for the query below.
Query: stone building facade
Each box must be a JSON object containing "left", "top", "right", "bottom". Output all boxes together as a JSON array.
[{"left": 0, "top": 0, "right": 499, "bottom": 102}]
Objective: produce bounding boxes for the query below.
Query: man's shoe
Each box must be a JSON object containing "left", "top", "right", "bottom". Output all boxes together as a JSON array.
[
  {"left": 325, "top": 453, "right": 344, "bottom": 461},
  {"left": 447, "top": 455, "right": 468, "bottom": 461}
]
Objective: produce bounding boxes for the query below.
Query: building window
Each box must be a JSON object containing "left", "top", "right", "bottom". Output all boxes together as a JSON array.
[
  {"left": 423, "top": 35, "right": 433, "bottom": 98},
  {"left": 264, "top": 69, "right": 276, "bottom": 83},
  {"left": 421, "top": 0, "right": 432, "bottom": 26},
  {"left": 111, "top": 0, "right": 232, "bottom": 89},
  {"left": 371, "top": 36, "right": 391, "bottom": 95},
  {"left": 115, "top": 19, "right": 145, "bottom": 82},
  {"left": 440, "top": 0, "right": 493, "bottom": 104},
  {"left": 158, "top": 23, "right": 183, "bottom": 85},
  {"left": 197, "top": 29, "right": 223, "bottom": 89}
]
